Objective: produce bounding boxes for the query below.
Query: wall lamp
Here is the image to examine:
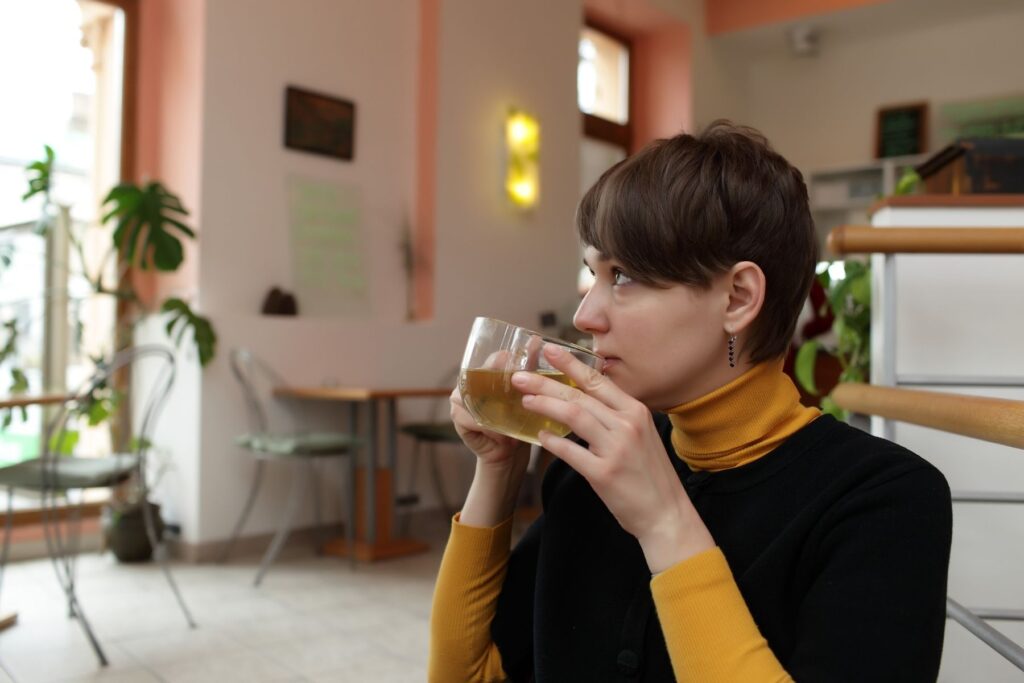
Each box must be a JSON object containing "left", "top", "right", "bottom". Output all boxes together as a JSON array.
[{"left": 505, "top": 108, "right": 539, "bottom": 209}]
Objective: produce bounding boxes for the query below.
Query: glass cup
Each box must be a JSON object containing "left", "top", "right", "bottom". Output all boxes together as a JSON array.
[{"left": 459, "top": 317, "right": 602, "bottom": 445}]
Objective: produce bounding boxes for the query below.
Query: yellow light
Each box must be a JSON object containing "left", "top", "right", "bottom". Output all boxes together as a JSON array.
[
  {"left": 507, "top": 113, "right": 538, "bottom": 151},
  {"left": 505, "top": 109, "right": 539, "bottom": 209},
  {"left": 508, "top": 177, "right": 537, "bottom": 206}
]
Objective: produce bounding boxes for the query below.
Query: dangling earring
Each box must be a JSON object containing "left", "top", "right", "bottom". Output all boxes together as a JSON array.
[{"left": 728, "top": 334, "right": 737, "bottom": 368}]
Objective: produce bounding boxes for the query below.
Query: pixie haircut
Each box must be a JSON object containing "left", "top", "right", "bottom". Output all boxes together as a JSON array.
[{"left": 576, "top": 120, "right": 819, "bottom": 364}]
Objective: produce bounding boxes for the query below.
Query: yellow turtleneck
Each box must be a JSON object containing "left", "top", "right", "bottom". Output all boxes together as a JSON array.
[
  {"left": 428, "top": 362, "right": 818, "bottom": 683},
  {"left": 669, "top": 359, "right": 820, "bottom": 471}
]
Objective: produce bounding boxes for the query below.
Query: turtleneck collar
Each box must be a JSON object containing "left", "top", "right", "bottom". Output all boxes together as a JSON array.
[{"left": 667, "top": 360, "right": 820, "bottom": 472}]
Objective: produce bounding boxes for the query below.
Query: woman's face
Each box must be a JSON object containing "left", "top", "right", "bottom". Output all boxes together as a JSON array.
[{"left": 574, "top": 246, "right": 733, "bottom": 411}]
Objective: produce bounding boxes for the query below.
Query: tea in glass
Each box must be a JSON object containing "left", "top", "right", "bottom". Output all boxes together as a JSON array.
[{"left": 459, "top": 317, "right": 601, "bottom": 445}]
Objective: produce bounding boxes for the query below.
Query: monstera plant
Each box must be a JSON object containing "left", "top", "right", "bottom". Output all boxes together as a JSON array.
[{"left": 1, "top": 145, "right": 216, "bottom": 426}]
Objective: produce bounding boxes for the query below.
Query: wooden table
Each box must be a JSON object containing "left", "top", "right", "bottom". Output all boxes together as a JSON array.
[
  {"left": 274, "top": 385, "right": 452, "bottom": 562},
  {"left": 0, "top": 393, "right": 71, "bottom": 632}
]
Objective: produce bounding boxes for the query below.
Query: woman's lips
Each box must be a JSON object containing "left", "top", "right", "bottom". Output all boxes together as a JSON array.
[{"left": 601, "top": 356, "right": 621, "bottom": 372}]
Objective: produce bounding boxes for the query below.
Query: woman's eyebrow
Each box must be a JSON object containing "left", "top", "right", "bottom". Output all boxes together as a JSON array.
[{"left": 582, "top": 252, "right": 610, "bottom": 269}]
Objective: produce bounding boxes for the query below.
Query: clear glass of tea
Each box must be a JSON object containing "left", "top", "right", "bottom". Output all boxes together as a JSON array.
[{"left": 459, "top": 317, "right": 602, "bottom": 445}]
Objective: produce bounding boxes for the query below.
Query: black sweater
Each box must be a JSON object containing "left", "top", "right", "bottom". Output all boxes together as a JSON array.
[{"left": 491, "top": 414, "right": 952, "bottom": 682}]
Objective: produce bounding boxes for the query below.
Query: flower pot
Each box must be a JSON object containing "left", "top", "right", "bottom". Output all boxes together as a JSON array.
[{"left": 101, "top": 501, "right": 164, "bottom": 563}]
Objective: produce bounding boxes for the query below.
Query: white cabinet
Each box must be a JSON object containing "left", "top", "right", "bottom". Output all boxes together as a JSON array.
[{"left": 869, "top": 197, "right": 1024, "bottom": 683}]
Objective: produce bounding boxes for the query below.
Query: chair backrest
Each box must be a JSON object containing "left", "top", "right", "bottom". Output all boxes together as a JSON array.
[
  {"left": 229, "top": 348, "right": 287, "bottom": 436},
  {"left": 41, "top": 344, "right": 177, "bottom": 498}
]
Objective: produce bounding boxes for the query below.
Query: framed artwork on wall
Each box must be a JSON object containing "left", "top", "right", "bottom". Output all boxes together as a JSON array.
[
  {"left": 875, "top": 102, "right": 928, "bottom": 158},
  {"left": 284, "top": 86, "right": 356, "bottom": 161}
]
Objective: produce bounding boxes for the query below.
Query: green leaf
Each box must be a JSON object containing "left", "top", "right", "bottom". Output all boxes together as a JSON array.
[
  {"left": 48, "top": 430, "right": 80, "bottom": 456},
  {"left": 10, "top": 367, "right": 29, "bottom": 394},
  {"left": 128, "top": 436, "right": 154, "bottom": 452},
  {"left": 795, "top": 340, "right": 823, "bottom": 395},
  {"left": 22, "top": 145, "right": 54, "bottom": 202},
  {"left": 103, "top": 182, "right": 196, "bottom": 271},
  {"left": 850, "top": 271, "right": 871, "bottom": 308},
  {"left": 820, "top": 395, "right": 848, "bottom": 421},
  {"left": 894, "top": 168, "right": 921, "bottom": 196},
  {"left": 161, "top": 298, "right": 218, "bottom": 366}
]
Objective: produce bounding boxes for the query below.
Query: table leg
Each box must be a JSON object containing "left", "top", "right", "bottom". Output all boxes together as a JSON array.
[
  {"left": 346, "top": 403, "right": 357, "bottom": 567},
  {"left": 366, "top": 400, "right": 378, "bottom": 546},
  {"left": 387, "top": 397, "right": 397, "bottom": 540},
  {"left": 323, "top": 397, "right": 430, "bottom": 562}
]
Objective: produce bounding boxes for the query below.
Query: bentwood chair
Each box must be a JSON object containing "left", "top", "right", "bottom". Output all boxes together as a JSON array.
[
  {"left": 219, "top": 349, "right": 359, "bottom": 585},
  {"left": 0, "top": 345, "right": 196, "bottom": 667}
]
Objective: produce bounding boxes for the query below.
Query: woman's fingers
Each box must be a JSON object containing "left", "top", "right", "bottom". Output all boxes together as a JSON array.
[
  {"left": 537, "top": 430, "right": 601, "bottom": 479},
  {"left": 512, "top": 370, "right": 616, "bottom": 432},
  {"left": 541, "top": 345, "right": 634, "bottom": 410},
  {"left": 521, "top": 392, "right": 607, "bottom": 441}
]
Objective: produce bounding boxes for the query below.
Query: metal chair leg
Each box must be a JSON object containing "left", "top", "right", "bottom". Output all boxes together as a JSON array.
[
  {"left": 141, "top": 495, "right": 197, "bottom": 628},
  {"left": 0, "top": 487, "right": 13, "bottom": 607},
  {"left": 309, "top": 460, "right": 326, "bottom": 555},
  {"left": 38, "top": 488, "right": 109, "bottom": 666},
  {"left": 254, "top": 464, "right": 310, "bottom": 587},
  {"left": 428, "top": 443, "right": 455, "bottom": 520},
  {"left": 346, "top": 452, "right": 357, "bottom": 569},
  {"left": 219, "top": 460, "right": 266, "bottom": 562},
  {"left": 399, "top": 440, "right": 423, "bottom": 538}
]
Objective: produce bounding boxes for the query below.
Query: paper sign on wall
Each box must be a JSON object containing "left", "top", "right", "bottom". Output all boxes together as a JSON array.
[{"left": 287, "top": 176, "right": 369, "bottom": 316}]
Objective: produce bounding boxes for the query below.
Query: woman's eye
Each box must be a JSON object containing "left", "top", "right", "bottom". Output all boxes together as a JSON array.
[{"left": 612, "top": 269, "right": 633, "bottom": 286}]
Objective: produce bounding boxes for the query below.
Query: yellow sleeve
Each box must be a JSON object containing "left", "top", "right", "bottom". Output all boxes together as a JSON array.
[
  {"left": 650, "top": 547, "right": 794, "bottom": 683},
  {"left": 427, "top": 514, "right": 512, "bottom": 683}
]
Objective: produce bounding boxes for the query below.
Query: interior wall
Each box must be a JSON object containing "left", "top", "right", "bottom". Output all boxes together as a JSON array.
[
  {"left": 729, "top": 3, "right": 1024, "bottom": 174},
  {"left": 187, "top": 0, "right": 583, "bottom": 544},
  {"left": 134, "top": 0, "right": 205, "bottom": 539}
]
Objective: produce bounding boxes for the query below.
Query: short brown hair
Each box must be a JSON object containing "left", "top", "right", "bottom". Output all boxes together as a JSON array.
[{"left": 576, "top": 120, "right": 818, "bottom": 363}]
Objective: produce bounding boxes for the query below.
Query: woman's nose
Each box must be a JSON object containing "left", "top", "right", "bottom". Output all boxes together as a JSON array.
[{"left": 573, "top": 287, "right": 608, "bottom": 335}]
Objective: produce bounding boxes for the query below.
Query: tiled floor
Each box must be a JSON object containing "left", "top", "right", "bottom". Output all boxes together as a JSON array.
[{"left": 0, "top": 514, "right": 460, "bottom": 683}]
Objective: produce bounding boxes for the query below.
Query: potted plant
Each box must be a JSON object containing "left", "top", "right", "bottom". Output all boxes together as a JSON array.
[
  {"left": 793, "top": 167, "right": 921, "bottom": 421},
  {"left": 794, "top": 259, "right": 871, "bottom": 421},
  {"left": 1, "top": 146, "right": 216, "bottom": 560}
]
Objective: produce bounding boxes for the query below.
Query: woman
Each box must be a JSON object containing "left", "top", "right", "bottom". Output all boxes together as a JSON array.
[{"left": 429, "top": 121, "right": 952, "bottom": 682}]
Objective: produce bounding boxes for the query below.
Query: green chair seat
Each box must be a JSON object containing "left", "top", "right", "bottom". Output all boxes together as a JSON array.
[
  {"left": 399, "top": 421, "right": 461, "bottom": 443},
  {"left": 234, "top": 432, "right": 360, "bottom": 457},
  {"left": 0, "top": 454, "right": 138, "bottom": 491}
]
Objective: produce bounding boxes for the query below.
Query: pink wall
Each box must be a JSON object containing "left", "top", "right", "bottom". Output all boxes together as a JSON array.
[
  {"left": 632, "top": 23, "right": 692, "bottom": 147},
  {"left": 133, "top": 0, "right": 205, "bottom": 307},
  {"left": 706, "top": 0, "right": 890, "bottom": 35},
  {"left": 414, "top": 0, "right": 439, "bottom": 321}
]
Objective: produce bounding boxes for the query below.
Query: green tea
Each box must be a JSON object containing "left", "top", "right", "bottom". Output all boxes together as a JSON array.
[{"left": 460, "top": 368, "right": 576, "bottom": 445}]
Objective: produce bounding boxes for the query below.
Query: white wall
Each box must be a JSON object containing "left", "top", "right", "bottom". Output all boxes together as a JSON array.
[
  {"left": 727, "top": 3, "right": 1024, "bottom": 174},
  {"left": 184, "top": 0, "right": 583, "bottom": 545}
]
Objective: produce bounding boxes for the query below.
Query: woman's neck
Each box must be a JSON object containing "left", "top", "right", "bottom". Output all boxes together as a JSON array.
[{"left": 666, "top": 360, "right": 820, "bottom": 472}]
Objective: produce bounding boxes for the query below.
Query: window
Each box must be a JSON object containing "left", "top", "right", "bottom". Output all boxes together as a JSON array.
[
  {"left": 578, "top": 23, "right": 631, "bottom": 293},
  {"left": 0, "top": 1, "right": 127, "bottom": 506},
  {"left": 578, "top": 24, "right": 631, "bottom": 150}
]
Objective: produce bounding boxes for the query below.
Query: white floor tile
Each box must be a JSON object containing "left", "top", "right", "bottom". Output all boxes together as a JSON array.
[
  {"left": 0, "top": 512, "right": 453, "bottom": 682},
  {"left": 147, "top": 650, "right": 299, "bottom": 683}
]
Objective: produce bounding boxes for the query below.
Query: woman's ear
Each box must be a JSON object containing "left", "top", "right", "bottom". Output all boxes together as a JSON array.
[{"left": 723, "top": 261, "right": 766, "bottom": 334}]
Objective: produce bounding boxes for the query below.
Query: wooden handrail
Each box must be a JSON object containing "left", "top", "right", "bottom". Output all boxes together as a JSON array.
[
  {"left": 827, "top": 226, "right": 1024, "bottom": 255},
  {"left": 831, "top": 383, "right": 1024, "bottom": 449}
]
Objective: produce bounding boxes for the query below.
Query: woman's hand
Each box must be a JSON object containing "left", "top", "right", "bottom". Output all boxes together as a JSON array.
[
  {"left": 511, "top": 345, "right": 715, "bottom": 573},
  {"left": 449, "top": 385, "right": 528, "bottom": 469},
  {"left": 450, "top": 383, "right": 531, "bottom": 528}
]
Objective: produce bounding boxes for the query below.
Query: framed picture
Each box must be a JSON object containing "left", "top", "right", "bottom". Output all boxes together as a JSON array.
[
  {"left": 284, "top": 86, "right": 356, "bottom": 161},
  {"left": 875, "top": 102, "right": 928, "bottom": 158}
]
